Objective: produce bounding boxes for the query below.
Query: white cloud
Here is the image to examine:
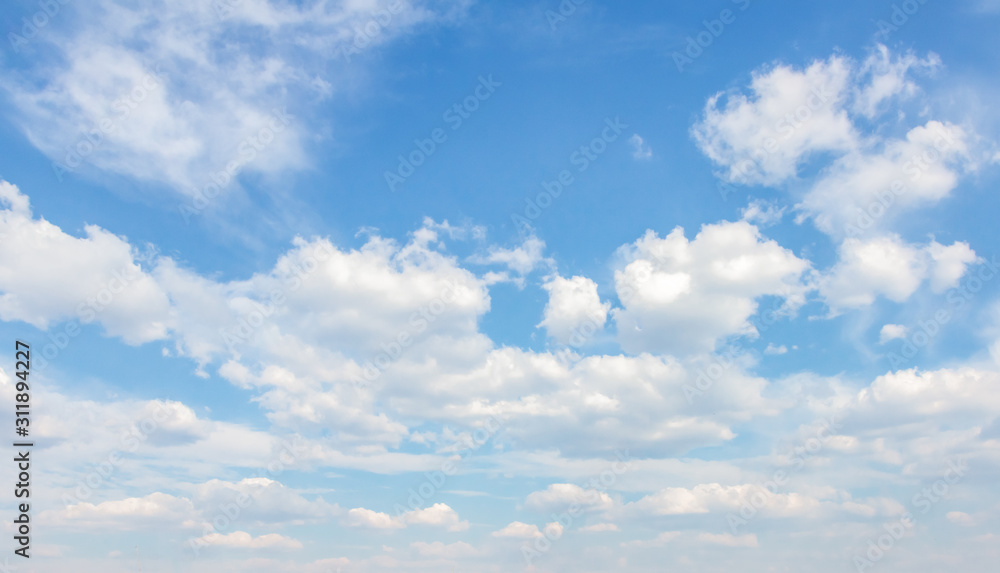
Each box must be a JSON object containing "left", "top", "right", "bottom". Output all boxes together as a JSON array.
[
  {"left": 692, "top": 54, "right": 856, "bottom": 186},
  {"left": 741, "top": 199, "right": 786, "bottom": 227},
  {"left": 193, "top": 531, "right": 302, "bottom": 551},
  {"left": 946, "top": 511, "right": 979, "bottom": 527},
  {"left": 853, "top": 45, "right": 940, "bottom": 118},
  {"left": 857, "top": 367, "right": 1000, "bottom": 416},
  {"left": 799, "top": 121, "right": 973, "bottom": 237},
  {"left": 42, "top": 493, "right": 199, "bottom": 530},
  {"left": 2, "top": 0, "right": 469, "bottom": 195},
  {"left": 692, "top": 46, "right": 981, "bottom": 246},
  {"left": 470, "top": 234, "right": 551, "bottom": 278},
  {"left": 0, "top": 201, "right": 495, "bottom": 452},
  {"left": 764, "top": 343, "right": 788, "bottom": 355},
  {"left": 343, "top": 503, "right": 467, "bottom": 531},
  {"left": 4, "top": 15, "right": 1000, "bottom": 569},
  {"left": 402, "top": 503, "right": 470, "bottom": 532},
  {"left": 543, "top": 521, "right": 564, "bottom": 539},
  {"left": 156, "top": 219, "right": 491, "bottom": 444},
  {"left": 627, "top": 483, "right": 744, "bottom": 515},
  {"left": 381, "top": 345, "right": 776, "bottom": 458},
  {"left": 927, "top": 240, "right": 981, "bottom": 292},
  {"left": 1, "top": 187, "right": 784, "bottom": 466},
  {"left": 343, "top": 507, "right": 406, "bottom": 529},
  {"left": 624, "top": 482, "right": 902, "bottom": 524},
  {"left": 193, "top": 478, "right": 340, "bottom": 524},
  {"left": 879, "top": 324, "right": 908, "bottom": 344},
  {"left": 629, "top": 134, "right": 652, "bottom": 159},
  {"left": 819, "top": 235, "right": 977, "bottom": 311},
  {"left": 491, "top": 521, "right": 543, "bottom": 539},
  {"left": 613, "top": 221, "right": 810, "bottom": 356},
  {"left": 524, "top": 483, "right": 614, "bottom": 513},
  {"left": 538, "top": 275, "right": 610, "bottom": 345},
  {"left": 0, "top": 181, "right": 171, "bottom": 344}
]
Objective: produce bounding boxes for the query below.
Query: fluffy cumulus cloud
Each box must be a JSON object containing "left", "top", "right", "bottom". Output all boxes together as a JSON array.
[
  {"left": 612, "top": 221, "right": 810, "bottom": 356},
  {"left": 692, "top": 53, "right": 856, "bottom": 186},
  {"left": 40, "top": 492, "right": 200, "bottom": 530},
  {"left": 0, "top": 181, "right": 788, "bottom": 467},
  {"left": 524, "top": 483, "right": 614, "bottom": 513},
  {"left": 343, "top": 507, "right": 407, "bottom": 529},
  {"left": 343, "top": 503, "right": 467, "bottom": 531},
  {"left": 537, "top": 274, "right": 610, "bottom": 345},
  {"left": 0, "top": 178, "right": 494, "bottom": 368},
  {"left": 692, "top": 45, "right": 981, "bottom": 244},
  {"left": 619, "top": 482, "right": 876, "bottom": 520},
  {"left": 6, "top": 169, "right": 997, "bottom": 573},
  {"left": 879, "top": 324, "right": 907, "bottom": 344},
  {"left": 0, "top": 181, "right": 171, "bottom": 343},
  {"left": 800, "top": 120, "right": 973, "bottom": 237},
  {"left": 819, "top": 235, "right": 978, "bottom": 311},
  {"left": 491, "top": 521, "right": 543, "bottom": 539},
  {"left": 741, "top": 198, "right": 785, "bottom": 227},
  {"left": 400, "top": 503, "right": 470, "bottom": 531},
  {"left": 856, "top": 367, "right": 1000, "bottom": 417}
]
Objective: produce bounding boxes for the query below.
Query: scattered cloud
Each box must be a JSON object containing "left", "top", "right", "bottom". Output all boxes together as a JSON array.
[{"left": 629, "top": 134, "right": 653, "bottom": 159}]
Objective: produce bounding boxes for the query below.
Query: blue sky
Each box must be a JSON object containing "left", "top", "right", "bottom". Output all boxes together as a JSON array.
[{"left": 1, "top": 0, "right": 1000, "bottom": 571}]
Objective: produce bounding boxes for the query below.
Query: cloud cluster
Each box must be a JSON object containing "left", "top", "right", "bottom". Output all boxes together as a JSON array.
[
  {"left": 692, "top": 45, "right": 980, "bottom": 242},
  {"left": 612, "top": 221, "right": 810, "bottom": 355},
  {"left": 2, "top": 0, "right": 470, "bottom": 194}
]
